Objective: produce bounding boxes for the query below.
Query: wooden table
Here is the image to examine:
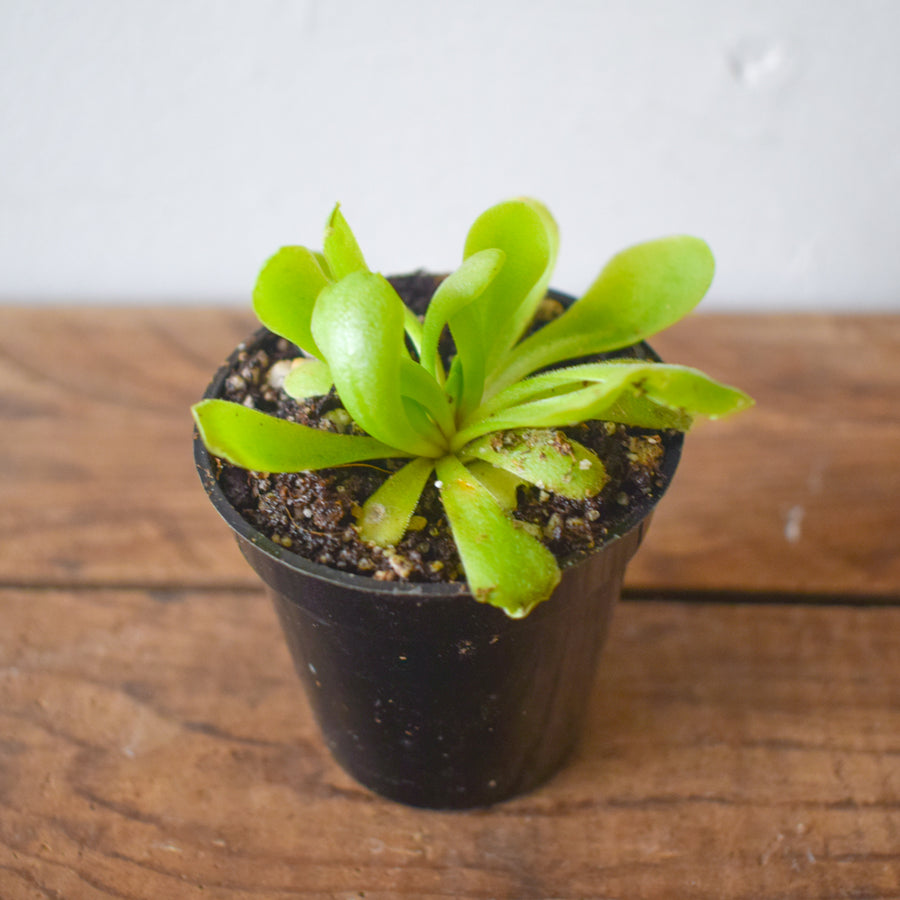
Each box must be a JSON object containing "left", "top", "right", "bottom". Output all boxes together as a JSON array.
[{"left": 2, "top": 309, "right": 898, "bottom": 899}]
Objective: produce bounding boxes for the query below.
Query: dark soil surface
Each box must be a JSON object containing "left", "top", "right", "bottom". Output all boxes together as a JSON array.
[{"left": 209, "top": 273, "right": 677, "bottom": 584}]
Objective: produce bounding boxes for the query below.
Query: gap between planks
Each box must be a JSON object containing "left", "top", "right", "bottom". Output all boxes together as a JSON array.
[{"left": 2, "top": 581, "right": 899, "bottom": 607}]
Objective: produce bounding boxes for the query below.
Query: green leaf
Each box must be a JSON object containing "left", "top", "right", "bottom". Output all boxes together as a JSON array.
[
  {"left": 456, "top": 361, "right": 753, "bottom": 447},
  {"left": 357, "top": 457, "right": 434, "bottom": 547},
  {"left": 436, "top": 455, "right": 561, "bottom": 618},
  {"left": 490, "top": 235, "right": 715, "bottom": 392},
  {"left": 476, "top": 358, "right": 750, "bottom": 422},
  {"left": 463, "top": 429, "right": 607, "bottom": 499},
  {"left": 447, "top": 308, "right": 487, "bottom": 419},
  {"left": 401, "top": 397, "right": 447, "bottom": 450},
  {"left": 282, "top": 358, "right": 333, "bottom": 400},
  {"left": 464, "top": 198, "right": 559, "bottom": 378},
  {"left": 443, "top": 357, "right": 464, "bottom": 408},
  {"left": 322, "top": 204, "right": 368, "bottom": 280},
  {"left": 312, "top": 250, "right": 332, "bottom": 279},
  {"left": 399, "top": 359, "right": 455, "bottom": 440},
  {"left": 311, "top": 271, "right": 446, "bottom": 457},
  {"left": 594, "top": 392, "right": 694, "bottom": 430},
  {"left": 403, "top": 305, "right": 424, "bottom": 358},
  {"left": 252, "top": 246, "right": 330, "bottom": 357},
  {"left": 465, "top": 460, "right": 522, "bottom": 511},
  {"left": 283, "top": 357, "right": 452, "bottom": 441},
  {"left": 192, "top": 399, "right": 406, "bottom": 471},
  {"left": 471, "top": 360, "right": 641, "bottom": 421},
  {"left": 420, "top": 249, "right": 506, "bottom": 382}
]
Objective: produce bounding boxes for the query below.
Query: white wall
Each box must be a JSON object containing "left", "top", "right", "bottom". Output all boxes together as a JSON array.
[{"left": 1, "top": 0, "right": 898, "bottom": 309}]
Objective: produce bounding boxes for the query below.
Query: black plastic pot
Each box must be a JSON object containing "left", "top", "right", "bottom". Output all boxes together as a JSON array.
[{"left": 194, "top": 288, "right": 683, "bottom": 809}]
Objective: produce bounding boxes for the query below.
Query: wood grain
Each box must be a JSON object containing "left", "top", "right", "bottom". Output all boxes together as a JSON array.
[
  {"left": 0, "top": 307, "right": 255, "bottom": 589},
  {"left": 646, "top": 314, "right": 900, "bottom": 598},
  {"left": 2, "top": 308, "right": 898, "bottom": 597},
  {"left": 1, "top": 587, "right": 897, "bottom": 899},
  {"left": 2, "top": 309, "right": 898, "bottom": 899}
]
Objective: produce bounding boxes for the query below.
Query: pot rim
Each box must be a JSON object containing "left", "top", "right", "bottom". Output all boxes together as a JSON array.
[{"left": 194, "top": 284, "right": 684, "bottom": 600}]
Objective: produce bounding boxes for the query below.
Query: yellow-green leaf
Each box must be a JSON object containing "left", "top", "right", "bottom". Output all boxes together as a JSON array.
[{"left": 436, "top": 455, "right": 560, "bottom": 618}]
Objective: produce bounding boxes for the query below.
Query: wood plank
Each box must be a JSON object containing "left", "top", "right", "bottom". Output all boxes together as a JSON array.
[
  {"left": 0, "top": 307, "right": 256, "bottom": 589},
  {"left": 1, "top": 587, "right": 897, "bottom": 899},
  {"left": 644, "top": 314, "right": 900, "bottom": 597},
  {"left": 1, "top": 309, "right": 899, "bottom": 596}
]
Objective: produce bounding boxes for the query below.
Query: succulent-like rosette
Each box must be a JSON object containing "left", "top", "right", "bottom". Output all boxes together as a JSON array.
[{"left": 193, "top": 199, "right": 752, "bottom": 617}]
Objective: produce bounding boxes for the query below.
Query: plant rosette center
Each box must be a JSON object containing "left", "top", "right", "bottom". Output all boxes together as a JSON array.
[
  {"left": 193, "top": 199, "right": 752, "bottom": 618},
  {"left": 204, "top": 312, "right": 674, "bottom": 587}
]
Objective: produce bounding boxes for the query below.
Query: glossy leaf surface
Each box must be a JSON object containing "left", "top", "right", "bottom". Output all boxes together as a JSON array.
[
  {"left": 464, "top": 198, "right": 559, "bottom": 378},
  {"left": 399, "top": 359, "right": 455, "bottom": 440},
  {"left": 195, "top": 197, "right": 754, "bottom": 619},
  {"left": 463, "top": 429, "right": 607, "bottom": 499},
  {"left": 420, "top": 249, "right": 505, "bottom": 383},
  {"left": 357, "top": 457, "right": 434, "bottom": 547},
  {"left": 457, "top": 361, "right": 752, "bottom": 446},
  {"left": 192, "top": 399, "right": 404, "bottom": 471},
  {"left": 322, "top": 205, "right": 368, "bottom": 280},
  {"left": 311, "top": 272, "right": 446, "bottom": 457},
  {"left": 492, "top": 236, "right": 715, "bottom": 391},
  {"left": 464, "top": 460, "right": 522, "bottom": 511},
  {"left": 436, "top": 455, "right": 561, "bottom": 617},
  {"left": 283, "top": 358, "right": 333, "bottom": 400},
  {"left": 252, "top": 247, "right": 329, "bottom": 357}
]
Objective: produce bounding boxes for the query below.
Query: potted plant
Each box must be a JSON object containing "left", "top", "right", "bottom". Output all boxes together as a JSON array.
[{"left": 192, "top": 198, "right": 751, "bottom": 808}]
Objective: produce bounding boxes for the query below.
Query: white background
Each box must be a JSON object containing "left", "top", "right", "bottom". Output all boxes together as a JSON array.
[{"left": 1, "top": 0, "right": 898, "bottom": 309}]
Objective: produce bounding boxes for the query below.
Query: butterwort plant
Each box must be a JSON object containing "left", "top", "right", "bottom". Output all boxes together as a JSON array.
[{"left": 192, "top": 198, "right": 752, "bottom": 618}]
